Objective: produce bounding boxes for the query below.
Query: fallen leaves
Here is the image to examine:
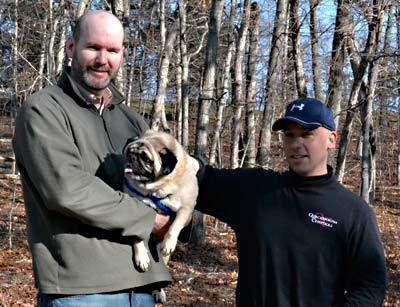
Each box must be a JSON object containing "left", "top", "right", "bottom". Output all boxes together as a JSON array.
[{"left": 0, "top": 179, "right": 398, "bottom": 306}]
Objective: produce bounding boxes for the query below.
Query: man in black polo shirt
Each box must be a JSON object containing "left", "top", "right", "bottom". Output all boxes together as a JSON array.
[{"left": 194, "top": 98, "right": 386, "bottom": 306}]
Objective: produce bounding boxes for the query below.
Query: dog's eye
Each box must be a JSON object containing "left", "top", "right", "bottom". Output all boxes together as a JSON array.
[{"left": 140, "top": 152, "right": 152, "bottom": 164}]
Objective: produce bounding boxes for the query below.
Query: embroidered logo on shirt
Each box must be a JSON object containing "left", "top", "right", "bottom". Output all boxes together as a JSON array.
[{"left": 308, "top": 212, "right": 338, "bottom": 228}]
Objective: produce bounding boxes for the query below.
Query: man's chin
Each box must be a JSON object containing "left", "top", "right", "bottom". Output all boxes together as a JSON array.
[
  {"left": 289, "top": 164, "right": 310, "bottom": 176},
  {"left": 83, "top": 77, "right": 111, "bottom": 92}
]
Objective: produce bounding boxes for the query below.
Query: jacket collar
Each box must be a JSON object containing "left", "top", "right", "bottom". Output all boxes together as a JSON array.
[{"left": 57, "top": 67, "right": 125, "bottom": 107}]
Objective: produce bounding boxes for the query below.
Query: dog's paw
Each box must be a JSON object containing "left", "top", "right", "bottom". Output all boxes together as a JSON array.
[
  {"left": 134, "top": 242, "right": 151, "bottom": 271},
  {"left": 135, "top": 252, "right": 151, "bottom": 272},
  {"left": 153, "top": 289, "right": 167, "bottom": 304},
  {"left": 161, "top": 236, "right": 178, "bottom": 256}
]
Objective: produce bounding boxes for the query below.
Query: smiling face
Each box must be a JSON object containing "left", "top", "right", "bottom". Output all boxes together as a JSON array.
[
  {"left": 66, "top": 12, "right": 124, "bottom": 96},
  {"left": 282, "top": 123, "right": 337, "bottom": 177}
]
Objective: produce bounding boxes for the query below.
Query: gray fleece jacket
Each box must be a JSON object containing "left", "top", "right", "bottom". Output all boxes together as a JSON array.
[{"left": 13, "top": 69, "right": 171, "bottom": 294}]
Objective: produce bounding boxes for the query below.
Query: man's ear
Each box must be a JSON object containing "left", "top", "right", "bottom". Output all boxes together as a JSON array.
[
  {"left": 327, "top": 131, "right": 337, "bottom": 149},
  {"left": 65, "top": 36, "right": 74, "bottom": 58}
]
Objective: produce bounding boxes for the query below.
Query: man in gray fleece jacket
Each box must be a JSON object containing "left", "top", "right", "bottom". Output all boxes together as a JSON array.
[{"left": 13, "top": 10, "right": 171, "bottom": 307}]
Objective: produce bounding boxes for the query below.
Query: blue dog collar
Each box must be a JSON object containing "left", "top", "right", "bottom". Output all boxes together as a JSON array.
[{"left": 123, "top": 177, "right": 175, "bottom": 216}]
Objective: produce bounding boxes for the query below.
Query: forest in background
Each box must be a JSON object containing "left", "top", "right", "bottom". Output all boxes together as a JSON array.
[
  {"left": 0, "top": 0, "right": 399, "bottom": 305},
  {"left": 1, "top": 0, "right": 400, "bottom": 202}
]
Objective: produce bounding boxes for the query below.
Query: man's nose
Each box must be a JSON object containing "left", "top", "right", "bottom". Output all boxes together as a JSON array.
[
  {"left": 95, "top": 50, "right": 107, "bottom": 64},
  {"left": 290, "top": 136, "right": 303, "bottom": 148}
]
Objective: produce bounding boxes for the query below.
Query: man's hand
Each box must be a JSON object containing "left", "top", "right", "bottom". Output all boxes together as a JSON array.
[{"left": 152, "top": 213, "right": 173, "bottom": 240}]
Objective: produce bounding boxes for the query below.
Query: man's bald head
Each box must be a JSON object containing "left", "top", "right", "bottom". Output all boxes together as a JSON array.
[
  {"left": 72, "top": 11, "right": 124, "bottom": 43},
  {"left": 66, "top": 10, "right": 125, "bottom": 96}
]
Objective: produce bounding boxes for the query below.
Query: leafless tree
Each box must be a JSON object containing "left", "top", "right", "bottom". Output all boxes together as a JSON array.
[
  {"left": 336, "top": 1, "right": 385, "bottom": 183},
  {"left": 178, "top": 0, "right": 208, "bottom": 147},
  {"left": 257, "top": 0, "right": 289, "bottom": 167},
  {"left": 195, "top": 0, "right": 224, "bottom": 159},
  {"left": 309, "top": 0, "right": 323, "bottom": 101},
  {"left": 76, "top": 0, "right": 91, "bottom": 18},
  {"left": 325, "top": 0, "right": 352, "bottom": 127},
  {"left": 209, "top": 0, "right": 235, "bottom": 167},
  {"left": 289, "top": 0, "right": 307, "bottom": 97},
  {"left": 243, "top": 2, "right": 260, "bottom": 168},
  {"left": 230, "top": 0, "right": 251, "bottom": 169},
  {"left": 151, "top": 12, "right": 179, "bottom": 131}
]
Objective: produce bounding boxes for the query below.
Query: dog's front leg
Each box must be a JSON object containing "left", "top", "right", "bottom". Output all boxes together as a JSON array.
[
  {"left": 133, "top": 240, "right": 151, "bottom": 271},
  {"left": 160, "top": 205, "right": 193, "bottom": 256}
]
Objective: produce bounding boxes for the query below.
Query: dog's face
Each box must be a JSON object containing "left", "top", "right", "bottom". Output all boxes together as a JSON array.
[{"left": 124, "top": 133, "right": 179, "bottom": 184}]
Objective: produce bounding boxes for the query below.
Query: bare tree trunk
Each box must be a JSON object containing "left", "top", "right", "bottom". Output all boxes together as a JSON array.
[
  {"left": 38, "top": 18, "right": 48, "bottom": 91},
  {"left": 195, "top": 0, "right": 224, "bottom": 158},
  {"left": 361, "top": 61, "right": 378, "bottom": 203},
  {"left": 125, "top": 46, "right": 137, "bottom": 108},
  {"left": 289, "top": 0, "right": 307, "bottom": 97},
  {"left": 151, "top": 15, "right": 179, "bottom": 131},
  {"left": 230, "top": 0, "right": 251, "bottom": 169},
  {"left": 179, "top": 0, "right": 190, "bottom": 147},
  {"left": 378, "top": 6, "right": 393, "bottom": 128},
  {"left": 137, "top": 2, "right": 158, "bottom": 114},
  {"left": 398, "top": 104, "right": 400, "bottom": 186},
  {"left": 191, "top": 0, "right": 224, "bottom": 246},
  {"left": 309, "top": 0, "right": 323, "bottom": 101},
  {"left": 361, "top": 3, "right": 386, "bottom": 203},
  {"left": 138, "top": 48, "right": 147, "bottom": 115},
  {"left": 155, "top": 1, "right": 172, "bottom": 129},
  {"left": 125, "top": 1, "right": 142, "bottom": 107},
  {"left": 178, "top": 1, "right": 208, "bottom": 146},
  {"left": 175, "top": 45, "right": 183, "bottom": 141},
  {"left": 257, "top": 0, "right": 289, "bottom": 167},
  {"left": 111, "top": 0, "right": 129, "bottom": 93},
  {"left": 76, "top": 0, "right": 90, "bottom": 18},
  {"left": 159, "top": 0, "right": 166, "bottom": 50},
  {"left": 326, "top": 0, "right": 353, "bottom": 127},
  {"left": 209, "top": 0, "right": 235, "bottom": 166},
  {"left": 398, "top": 141, "right": 400, "bottom": 186},
  {"left": 244, "top": 2, "right": 260, "bottom": 168},
  {"left": 335, "top": 30, "right": 368, "bottom": 180},
  {"left": 336, "top": 0, "right": 385, "bottom": 182},
  {"left": 397, "top": 7, "right": 400, "bottom": 187},
  {"left": 48, "top": 0, "right": 57, "bottom": 83},
  {"left": 55, "top": 0, "right": 67, "bottom": 77},
  {"left": 12, "top": 0, "right": 19, "bottom": 106}
]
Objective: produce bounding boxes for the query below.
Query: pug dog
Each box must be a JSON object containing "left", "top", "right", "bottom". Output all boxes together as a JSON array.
[{"left": 123, "top": 130, "right": 199, "bottom": 272}]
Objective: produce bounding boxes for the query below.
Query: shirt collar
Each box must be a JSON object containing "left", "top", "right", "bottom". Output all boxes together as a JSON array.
[
  {"left": 66, "top": 71, "right": 113, "bottom": 108},
  {"left": 287, "top": 165, "right": 335, "bottom": 187}
]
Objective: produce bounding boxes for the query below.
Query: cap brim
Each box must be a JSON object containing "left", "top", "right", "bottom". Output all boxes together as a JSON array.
[{"left": 272, "top": 117, "right": 321, "bottom": 131}]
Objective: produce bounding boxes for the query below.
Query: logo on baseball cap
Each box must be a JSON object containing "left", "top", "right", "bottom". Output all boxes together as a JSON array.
[{"left": 272, "top": 98, "right": 336, "bottom": 131}]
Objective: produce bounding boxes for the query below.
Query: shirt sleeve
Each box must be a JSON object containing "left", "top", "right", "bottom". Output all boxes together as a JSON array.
[
  {"left": 195, "top": 162, "right": 263, "bottom": 228},
  {"left": 335, "top": 203, "right": 387, "bottom": 306},
  {"left": 13, "top": 94, "right": 155, "bottom": 241}
]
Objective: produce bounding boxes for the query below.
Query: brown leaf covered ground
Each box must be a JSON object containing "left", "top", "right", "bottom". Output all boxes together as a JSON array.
[{"left": 0, "top": 178, "right": 399, "bottom": 306}]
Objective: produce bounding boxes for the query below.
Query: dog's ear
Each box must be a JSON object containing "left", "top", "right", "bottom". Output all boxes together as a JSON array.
[
  {"left": 159, "top": 148, "right": 177, "bottom": 175},
  {"left": 123, "top": 136, "right": 141, "bottom": 156}
]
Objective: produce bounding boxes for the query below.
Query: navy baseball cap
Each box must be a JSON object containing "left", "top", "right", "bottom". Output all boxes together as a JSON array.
[{"left": 272, "top": 98, "right": 336, "bottom": 131}]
